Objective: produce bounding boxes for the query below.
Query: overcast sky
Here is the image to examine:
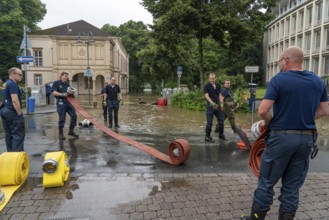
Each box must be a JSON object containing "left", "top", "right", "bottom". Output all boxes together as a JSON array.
[{"left": 37, "top": 0, "right": 154, "bottom": 29}]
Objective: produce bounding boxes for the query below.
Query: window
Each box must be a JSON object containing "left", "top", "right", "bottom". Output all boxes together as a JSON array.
[
  {"left": 316, "top": 1, "right": 323, "bottom": 24},
  {"left": 286, "top": 18, "right": 290, "bottom": 36},
  {"left": 297, "top": 35, "right": 303, "bottom": 48},
  {"left": 298, "top": 10, "right": 304, "bottom": 32},
  {"left": 312, "top": 57, "right": 319, "bottom": 72},
  {"left": 306, "top": 7, "right": 312, "bottom": 28},
  {"left": 324, "top": 56, "right": 329, "bottom": 74},
  {"left": 34, "top": 74, "right": 42, "bottom": 86},
  {"left": 84, "top": 77, "right": 93, "bottom": 89},
  {"left": 305, "top": 33, "right": 311, "bottom": 53},
  {"left": 304, "top": 59, "right": 309, "bottom": 69},
  {"left": 326, "top": 0, "right": 329, "bottom": 21},
  {"left": 325, "top": 26, "right": 329, "bottom": 49},
  {"left": 314, "top": 30, "right": 321, "bottom": 51},
  {"left": 292, "top": 14, "right": 297, "bottom": 34},
  {"left": 34, "top": 49, "right": 43, "bottom": 67}
]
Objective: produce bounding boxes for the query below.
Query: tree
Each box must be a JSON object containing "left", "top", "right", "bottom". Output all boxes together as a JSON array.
[
  {"left": 0, "top": 0, "right": 46, "bottom": 80},
  {"left": 101, "top": 21, "right": 151, "bottom": 92},
  {"left": 142, "top": 0, "right": 275, "bottom": 87}
]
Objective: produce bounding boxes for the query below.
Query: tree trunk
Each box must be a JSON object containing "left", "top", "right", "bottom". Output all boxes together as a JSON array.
[{"left": 198, "top": 34, "right": 204, "bottom": 88}]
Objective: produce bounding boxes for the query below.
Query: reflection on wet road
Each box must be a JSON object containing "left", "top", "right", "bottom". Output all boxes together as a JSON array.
[{"left": 1, "top": 94, "right": 329, "bottom": 175}]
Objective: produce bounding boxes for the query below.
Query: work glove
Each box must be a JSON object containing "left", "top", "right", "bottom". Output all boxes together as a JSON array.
[
  {"left": 103, "top": 101, "right": 107, "bottom": 107},
  {"left": 119, "top": 100, "right": 123, "bottom": 105},
  {"left": 62, "top": 93, "right": 68, "bottom": 97}
]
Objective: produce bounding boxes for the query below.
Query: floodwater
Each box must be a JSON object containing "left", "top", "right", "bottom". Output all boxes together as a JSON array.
[{"left": 0, "top": 93, "right": 329, "bottom": 175}]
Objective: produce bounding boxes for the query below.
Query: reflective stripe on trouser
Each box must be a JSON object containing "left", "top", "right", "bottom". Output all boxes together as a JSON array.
[
  {"left": 0, "top": 107, "right": 25, "bottom": 152},
  {"left": 253, "top": 133, "right": 313, "bottom": 214},
  {"left": 107, "top": 100, "right": 119, "bottom": 125},
  {"left": 56, "top": 100, "right": 77, "bottom": 129},
  {"left": 205, "top": 103, "right": 224, "bottom": 133}
]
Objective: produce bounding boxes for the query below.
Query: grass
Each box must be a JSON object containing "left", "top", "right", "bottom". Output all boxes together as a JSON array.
[{"left": 256, "top": 86, "right": 266, "bottom": 99}]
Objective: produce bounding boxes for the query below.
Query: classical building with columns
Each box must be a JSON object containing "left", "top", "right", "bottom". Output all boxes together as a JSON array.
[
  {"left": 27, "top": 20, "right": 129, "bottom": 105},
  {"left": 264, "top": 0, "right": 329, "bottom": 86}
]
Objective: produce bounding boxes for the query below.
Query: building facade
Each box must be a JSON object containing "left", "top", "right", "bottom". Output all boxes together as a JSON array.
[
  {"left": 27, "top": 20, "right": 129, "bottom": 105},
  {"left": 264, "top": 0, "right": 329, "bottom": 86}
]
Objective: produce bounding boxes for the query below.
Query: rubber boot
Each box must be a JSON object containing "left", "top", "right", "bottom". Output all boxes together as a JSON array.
[
  {"left": 240, "top": 203, "right": 268, "bottom": 220},
  {"left": 218, "top": 126, "right": 226, "bottom": 140},
  {"left": 205, "top": 131, "right": 215, "bottom": 142},
  {"left": 279, "top": 207, "right": 295, "bottom": 220},
  {"left": 214, "top": 124, "right": 219, "bottom": 133},
  {"left": 68, "top": 129, "right": 79, "bottom": 138},
  {"left": 59, "top": 128, "right": 65, "bottom": 140}
]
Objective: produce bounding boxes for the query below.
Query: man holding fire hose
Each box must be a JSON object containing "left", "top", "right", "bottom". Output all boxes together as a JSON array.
[
  {"left": 219, "top": 79, "right": 238, "bottom": 133},
  {"left": 52, "top": 72, "right": 79, "bottom": 140},
  {"left": 241, "top": 46, "right": 328, "bottom": 220},
  {"left": 204, "top": 72, "right": 225, "bottom": 142}
]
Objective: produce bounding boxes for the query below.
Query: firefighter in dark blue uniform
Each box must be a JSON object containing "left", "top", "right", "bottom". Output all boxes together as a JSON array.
[
  {"left": 203, "top": 73, "right": 225, "bottom": 142},
  {"left": 0, "top": 67, "right": 25, "bottom": 152},
  {"left": 52, "top": 72, "right": 79, "bottom": 140},
  {"left": 241, "top": 46, "right": 328, "bottom": 220},
  {"left": 104, "top": 76, "right": 122, "bottom": 128}
]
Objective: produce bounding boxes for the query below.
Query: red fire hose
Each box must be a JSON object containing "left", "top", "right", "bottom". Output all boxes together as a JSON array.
[
  {"left": 67, "top": 96, "right": 191, "bottom": 165},
  {"left": 249, "top": 127, "right": 268, "bottom": 177}
]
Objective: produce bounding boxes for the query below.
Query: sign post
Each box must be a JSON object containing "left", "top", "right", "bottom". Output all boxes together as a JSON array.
[
  {"left": 245, "top": 66, "right": 259, "bottom": 122},
  {"left": 84, "top": 68, "right": 94, "bottom": 104},
  {"left": 20, "top": 26, "right": 31, "bottom": 115},
  {"left": 177, "top": 66, "right": 183, "bottom": 90}
]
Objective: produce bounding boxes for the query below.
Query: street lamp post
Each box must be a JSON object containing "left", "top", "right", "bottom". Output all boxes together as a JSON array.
[{"left": 77, "top": 31, "right": 94, "bottom": 104}]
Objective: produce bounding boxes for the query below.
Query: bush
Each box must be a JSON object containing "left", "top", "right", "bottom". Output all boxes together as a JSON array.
[{"left": 171, "top": 74, "right": 251, "bottom": 112}]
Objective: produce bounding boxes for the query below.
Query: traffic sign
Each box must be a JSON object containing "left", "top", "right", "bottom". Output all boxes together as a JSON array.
[
  {"left": 245, "top": 66, "right": 259, "bottom": 73},
  {"left": 17, "top": 56, "right": 33, "bottom": 63},
  {"left": 21, "top": 64, "right": 29, "bottom": 71},
  {"left": 84, "top": 68, "right": 94, "bottom": 77}
]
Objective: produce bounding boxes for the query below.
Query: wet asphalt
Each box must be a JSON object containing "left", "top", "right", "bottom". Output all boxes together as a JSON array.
[{"left": 0, "top": 94, "right": 329, "bottom": 220}]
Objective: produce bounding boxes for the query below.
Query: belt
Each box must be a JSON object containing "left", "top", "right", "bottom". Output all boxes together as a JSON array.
[{"left": 271, "top": 130, "right": 314, "bottom": 135}]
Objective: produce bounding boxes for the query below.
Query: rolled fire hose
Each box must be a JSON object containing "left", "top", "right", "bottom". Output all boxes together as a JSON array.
[
  {"left": 0, "top": 152, "right": 29, "bottom": 211},
  {"left": 67, "top": 96, "right": 191, "bottom": 165},
  {"left": 42, "top": 151, "right": 70, "bottom": 188},
  {"left": 249, "top": 121, "right": 268, "bottom": 177}
]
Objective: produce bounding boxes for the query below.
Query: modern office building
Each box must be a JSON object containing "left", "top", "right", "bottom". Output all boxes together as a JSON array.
[
  {"left": 264, "top": 0, "right": 329, "bottom": 86},
  {"left": 26, "top": 20, "right": 129, "bottom": 105}
]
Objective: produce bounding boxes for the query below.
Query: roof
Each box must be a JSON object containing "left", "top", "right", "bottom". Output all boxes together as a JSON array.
[{"left": 31, "top": 20, "right": 110, "bottom": 37}]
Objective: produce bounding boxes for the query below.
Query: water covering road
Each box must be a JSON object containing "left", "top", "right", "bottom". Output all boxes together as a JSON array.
[{"left": 0, "top": 94, "right": 328, "bottom": 175}]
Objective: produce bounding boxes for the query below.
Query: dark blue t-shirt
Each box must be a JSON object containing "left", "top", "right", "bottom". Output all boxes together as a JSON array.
[
  {"left": 264, "top": 70, "right": 328, "bottom": 130},
  {"left": 105, "top": 84, "right": 121, "bottom": 101},
  {"left": 2, "top": 79, "right": 22, "bottom": 111},
  {"left": 204, "top": 82, "right": 221, "bottom": 103},
  {"left": 52, "top": 80, "right": 70, "bottom": 99},
  {"left": 221, "top": 87, "right": 233, "bottom": 100}
]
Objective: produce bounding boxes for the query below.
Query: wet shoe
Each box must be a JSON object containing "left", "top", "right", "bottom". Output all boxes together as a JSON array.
[
  {"left": 68, "top": 130, "right": 79, "bottom": 138},
  {"left": 108, "top": 124, "right": 112, "bottom": 128},
  {"left": 240, "top": 215, "right": 251, "bottom": 220},
  {"left": 115, "top": 125, "right": 120, "bottom": 128},
  {"left": 59, "top": 133, "right": 66, "bottom": 140},
  {"left": 218, "top": 134, "right": 226, "bottom": 140},
  {"left": 205, "top": 136, "right": 215, "bottom": 142}
]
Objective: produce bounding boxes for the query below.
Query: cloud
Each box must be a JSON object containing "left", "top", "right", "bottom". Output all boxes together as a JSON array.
[{"left": 38, "top": 0, "right": 153, "bottom": 29}]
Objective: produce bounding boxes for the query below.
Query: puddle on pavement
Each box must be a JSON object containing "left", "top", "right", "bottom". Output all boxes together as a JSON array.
[{"left": 16, "top": 174, "right": 163, "bottom": 218}]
